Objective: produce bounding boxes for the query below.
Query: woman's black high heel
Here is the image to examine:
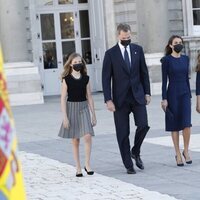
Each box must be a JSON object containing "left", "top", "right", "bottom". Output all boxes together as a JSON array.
[
  {"left": 84, "top": 167, "right": 94, "bottom": 175},
  {"left": 175, "top": 156, "right": 184, "bottom": 167},
  {"left": 182, "top": 151, "right": 192, "bottom": 164}
]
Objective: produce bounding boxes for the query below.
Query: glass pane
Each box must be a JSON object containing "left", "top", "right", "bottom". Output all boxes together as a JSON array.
[
  {"left": 78, "top": 0, "right": 88, "bottom": 3},
  {"left": 36, "top": 0, "right": 53, "bottom": 6},
  {"left": 193, "top": 10, "right": 200, "bottom": 25},
  {"left": 43, "top": 43, "right": 57, "bottom": 69},
  {"left": 59, "top": 0, "right": 73, "bottom": 4},
  {"left": 62, "top": 41, "right": 76, "bottom": 63},
  {"left": 40, "top": 14, "right": 55, "bottom": 40},
  {"left": 60, "top": 13, "right": 75, "bottom": 39},
  {"left": 79, "top": 10, "right": 90, "bottom": 38},
  {"left": 81, "top": 40, "right": 92, "bottom": 64},
  {"left": 192, "top": 0, "right": 200, "bottom": 8}
]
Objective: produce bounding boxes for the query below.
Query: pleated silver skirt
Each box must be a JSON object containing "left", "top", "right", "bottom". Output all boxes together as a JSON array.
[{"left": 58, "top": 101, "right": 94, "bottom": 138}]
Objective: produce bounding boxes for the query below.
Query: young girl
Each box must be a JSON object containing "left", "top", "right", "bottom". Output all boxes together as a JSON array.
[
  {"left": 58, "top": 52, "right": 96, "bottom": 177},
  {"left": 161, "top": 35, "right": 192, "bottom": 166},
  {"left": 196, "top": 54, "right": 200, "bottom": 113}
]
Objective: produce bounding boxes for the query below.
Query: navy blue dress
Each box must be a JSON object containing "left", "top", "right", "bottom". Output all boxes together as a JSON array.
[
  {"left": 196, "top": 71, "right": 200, "bottom": 95},
  {"left": 161, "top": 55, "right": 192, "bottom": 131}
]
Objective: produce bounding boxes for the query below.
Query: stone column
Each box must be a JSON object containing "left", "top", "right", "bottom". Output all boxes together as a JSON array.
[
  {"left": 103, "top": 0, "right": 116, "bottom": 48},
  {"left": 136, "top": 0, "right": 169, "bottom": 53},
  {"left": 0, "top": 0, "right": 28, "bottom": 62}
]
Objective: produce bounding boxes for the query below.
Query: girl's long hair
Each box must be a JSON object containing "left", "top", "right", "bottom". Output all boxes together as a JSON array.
[
  {"left": 165, "top": 35, "right": 183, "bottom": 56},
  {"left": 61, "top": 52, "right": 87, "bottom": 79},
  {"left": 196, "top": 53, "right": 200, "bottom": 72}
]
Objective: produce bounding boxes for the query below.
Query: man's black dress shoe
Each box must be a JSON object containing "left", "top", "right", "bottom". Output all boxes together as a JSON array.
[
  {"left": 126, "top": 167, "right": 136, "bottom": 174},
  {"left": 131, "top": 153, "right": 144, "bottom": 170}
]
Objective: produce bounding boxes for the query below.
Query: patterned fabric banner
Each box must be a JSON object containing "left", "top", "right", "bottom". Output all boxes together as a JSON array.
[{"left": 0, "top": 46, "right": 26, "bottom": 199}]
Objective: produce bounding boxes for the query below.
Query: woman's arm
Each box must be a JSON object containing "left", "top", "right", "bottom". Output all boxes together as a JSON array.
[
  {"left": 61, "top": 79, "right": 69, "bottom": 128},
  {"left": 161, "top": 57, "right": 168, "bottom": 111},
  {"left": 86, "top": 81, "right": 97, "bottom": 126},
  {"left": 196, "top": 72, "right": 200, "bottom": 113},
  {"left": 161, "top": 57, "right": 168, "bottom": 100},
  {"left": 197, "top": 95, "right": 200, "bottom": 113},
  {"left": 196, "top": 71, "right": 200, "bottom": 96},
  {"left": 186, "top": 56, "right": 192, "bottom": 98}
]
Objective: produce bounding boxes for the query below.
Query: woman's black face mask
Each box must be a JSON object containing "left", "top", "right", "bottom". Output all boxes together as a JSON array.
[{"left": 173, "top": 44, "right": 183, "bottom": 53}]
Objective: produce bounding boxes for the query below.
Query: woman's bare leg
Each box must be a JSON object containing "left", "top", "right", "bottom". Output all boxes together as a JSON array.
[
  {"left": 182, "top": 127, "right": 192, "bottom": 161},
  {"left": 171, "top": 131, "right": 183, "bottom": 164}
]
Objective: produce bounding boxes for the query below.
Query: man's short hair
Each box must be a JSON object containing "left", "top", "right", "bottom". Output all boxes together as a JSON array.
[{"left": 117, "top": 23, "right": 131, "bottom": 34}]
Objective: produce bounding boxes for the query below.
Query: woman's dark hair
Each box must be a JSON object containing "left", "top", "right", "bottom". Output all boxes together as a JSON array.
[
  {"left": 196, "top": 53, "right": 200, "bottom": 72},
  {"left": 165, "top": 35, "right": 183, "bottom": 56}
]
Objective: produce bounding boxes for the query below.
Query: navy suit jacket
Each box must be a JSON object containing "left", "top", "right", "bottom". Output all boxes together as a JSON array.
[{"left": 102, "top": 43, "right": 151, "bottom": 108}]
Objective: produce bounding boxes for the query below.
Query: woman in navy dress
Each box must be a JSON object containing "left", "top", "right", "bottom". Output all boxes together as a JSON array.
[
  {"left": 196, "top": 54, "right": 200, "bottom": 113},
  {"left": 161, "top": 35, "right": 192, "bottom": 166}
]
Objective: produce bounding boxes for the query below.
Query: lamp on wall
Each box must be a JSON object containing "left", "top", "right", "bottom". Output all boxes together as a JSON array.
[
  {"left": 59, "top": 0, "right": 73, "bottom": 4},
  {"left": 44, "top": 0, "right": 53, "bottom": 5}
]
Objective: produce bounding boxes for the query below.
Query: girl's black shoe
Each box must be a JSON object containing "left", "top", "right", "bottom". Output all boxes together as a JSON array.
[
  {"left": 84, "top": 167, "right": 94, "bottom": 175},
  {"left": 76, "top": 173, "right": 83, "bottom": 177}
]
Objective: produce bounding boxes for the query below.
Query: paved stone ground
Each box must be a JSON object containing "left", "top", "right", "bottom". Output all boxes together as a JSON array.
[
  {"left": 20, "top": 152, "right": 179, "bottom": 200},
  {"left": 12, "top": 92, "right": 200, "bottom": 200}
]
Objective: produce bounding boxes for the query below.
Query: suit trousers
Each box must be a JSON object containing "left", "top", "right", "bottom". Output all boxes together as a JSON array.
[{"left": 113, "top": 91, "right": 150, "bottom": 169}]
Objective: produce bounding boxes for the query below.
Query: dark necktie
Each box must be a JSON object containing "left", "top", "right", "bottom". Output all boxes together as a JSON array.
[{"left": 124, "top": 47, "right": 131, "bottom": 70}]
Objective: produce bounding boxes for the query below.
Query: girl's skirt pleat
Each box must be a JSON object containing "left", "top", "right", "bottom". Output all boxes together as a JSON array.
[{"left": 58, "top": 101, "right": 94, "bottom": 138}]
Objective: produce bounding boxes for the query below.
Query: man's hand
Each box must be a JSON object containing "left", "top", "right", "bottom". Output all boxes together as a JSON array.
[
  {"left": 145, "top": 95, "right": 151, "bottom": 105},
  {"left": 196, "top": 104, "right": 200, "bottom": 113},
  {"left": 106, "top": 100, "right": 116, "bottom": 112},
  {"left": 161, "top": 99, "right": 168, "bottom": 112}
]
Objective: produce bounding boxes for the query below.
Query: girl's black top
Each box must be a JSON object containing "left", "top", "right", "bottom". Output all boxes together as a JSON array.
[{"left": 64, "top": 74, "right": 89, "bottom": 102}]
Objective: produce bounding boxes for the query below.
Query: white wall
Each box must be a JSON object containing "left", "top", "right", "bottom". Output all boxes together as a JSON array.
[
  {"left": 0, "top": 0, "right": 28, "bottom": 62},
  {"left": 136, "top": 0, "right": 169, "bottom": 53}
]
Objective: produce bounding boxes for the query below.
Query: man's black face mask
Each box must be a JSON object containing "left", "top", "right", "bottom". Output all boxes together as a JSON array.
[{"left": 121, "top": 39, "right": 131, "bottom": 47}]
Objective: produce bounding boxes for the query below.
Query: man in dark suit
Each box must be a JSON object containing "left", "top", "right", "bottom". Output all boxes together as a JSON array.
[{"left": 102, "top": 23, "right": 151, "bottom": 174}]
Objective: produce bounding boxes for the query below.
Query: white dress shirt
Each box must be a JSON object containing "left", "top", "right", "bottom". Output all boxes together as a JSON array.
[{"left": 118, "top": 41, "right": 132, "bottom": 64}]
